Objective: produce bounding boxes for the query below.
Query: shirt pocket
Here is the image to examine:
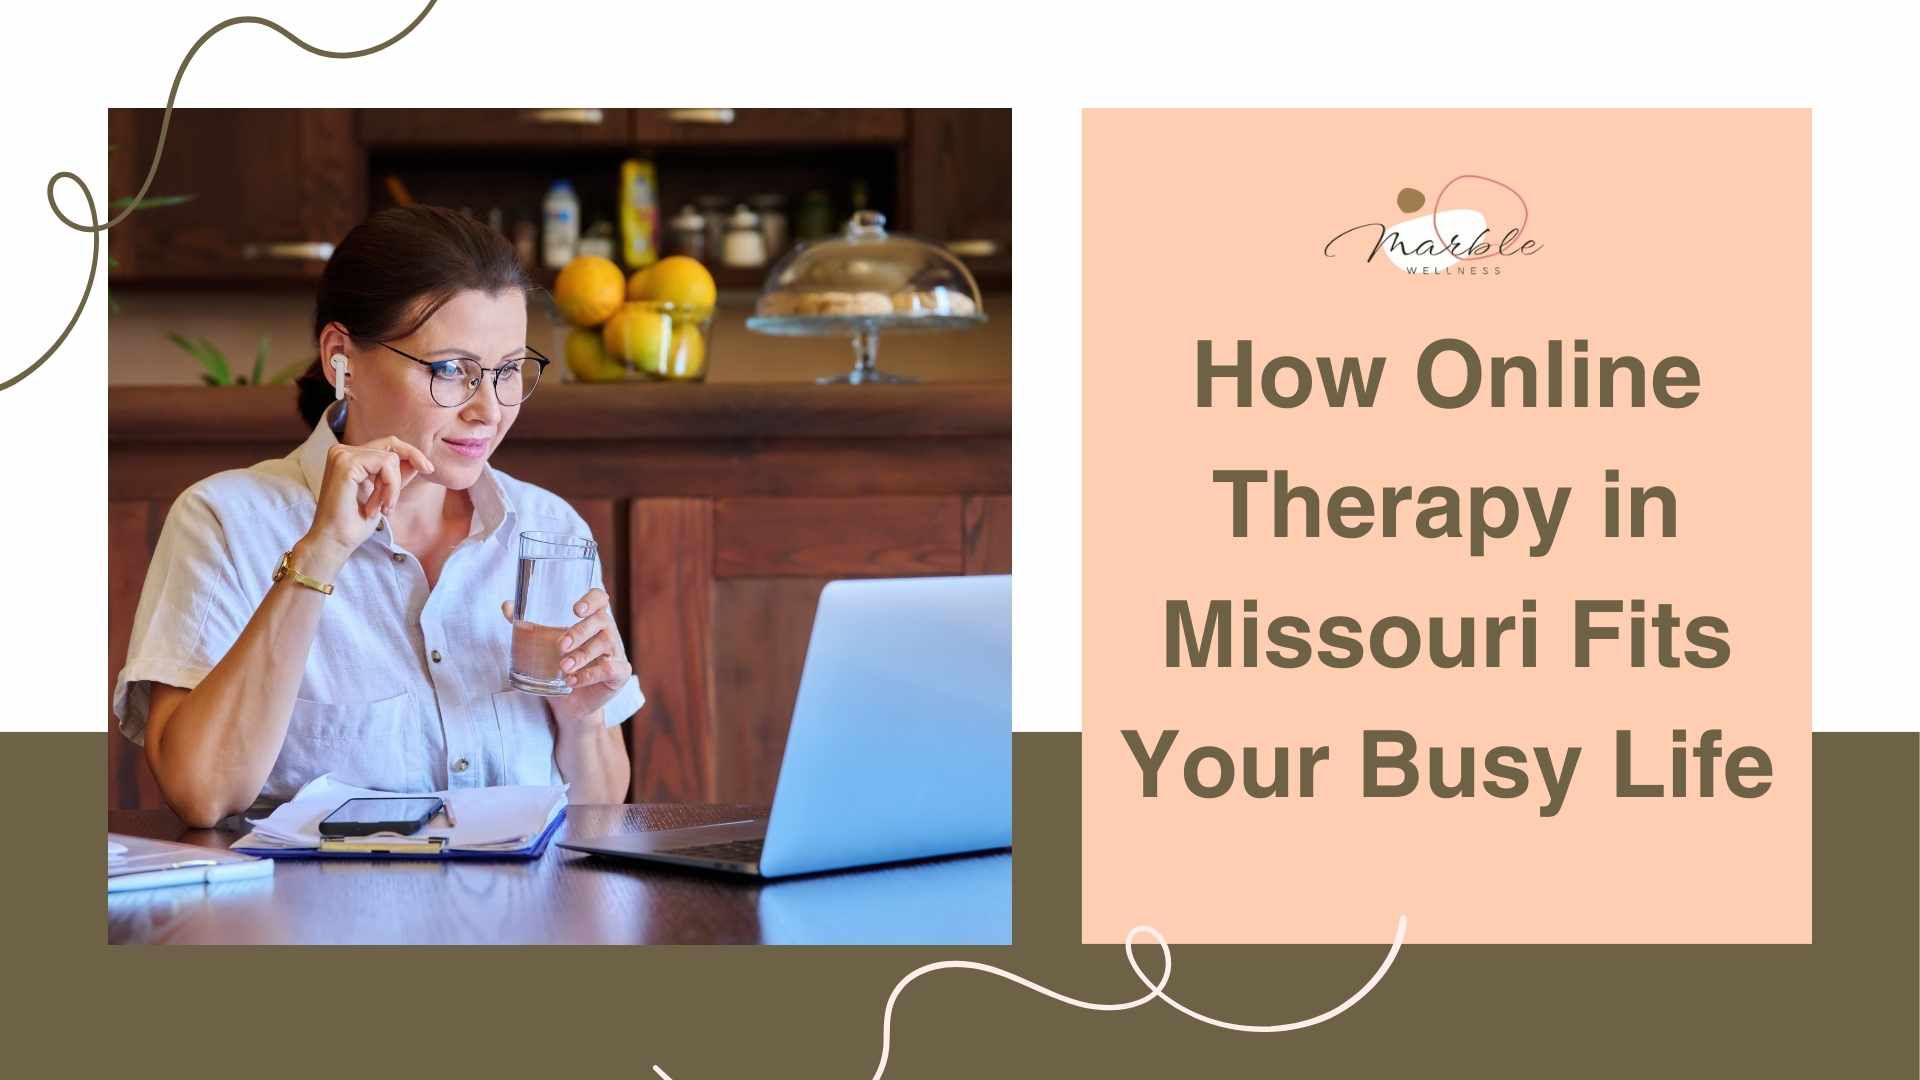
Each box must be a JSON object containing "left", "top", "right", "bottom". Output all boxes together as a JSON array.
[
  {"left": 492, "top": 689, "right": 559, "bottom": 786},
  {"left": 270, "top": 690, "right": 427, "bottom": 796}
]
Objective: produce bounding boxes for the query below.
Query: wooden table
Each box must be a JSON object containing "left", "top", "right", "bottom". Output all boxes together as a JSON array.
[{"left": 108, "top": 804, "right": 1012, "bottom": 945}]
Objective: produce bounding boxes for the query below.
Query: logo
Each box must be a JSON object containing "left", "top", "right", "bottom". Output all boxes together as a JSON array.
[{"left": 1323, "top": 175, "right": 1541, "bottom": 276}]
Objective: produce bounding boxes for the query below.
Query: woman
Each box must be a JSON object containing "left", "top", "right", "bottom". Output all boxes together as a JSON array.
[{"left": 111, "top": 205, "right": 643, "bottom": 827}]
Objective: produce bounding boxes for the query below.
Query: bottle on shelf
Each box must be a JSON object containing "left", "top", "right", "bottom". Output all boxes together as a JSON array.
[
  {"left": 578, "top": 220, "right": 617, "bottom": 261},
  {"left": 619, "top": 159, "right": 659, "bottom": 270},
  {"left": 794, "top": 189, "right": 832, "bottom": 242},
  {"left": 541, "top": 180, "right": 580, "bottom": 270},
  {"left": 512, "top": 218, "right": 537, "bottom": 269}
]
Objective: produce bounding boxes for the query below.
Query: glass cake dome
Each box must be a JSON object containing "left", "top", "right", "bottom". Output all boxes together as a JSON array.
[{"left": 746, "top": 210, "right": 986, "bottom": 383}]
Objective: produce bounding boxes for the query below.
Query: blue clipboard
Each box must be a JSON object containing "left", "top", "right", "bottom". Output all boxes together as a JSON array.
[{"left": 233, "top": 808, "right": 566, "bottom": 861}]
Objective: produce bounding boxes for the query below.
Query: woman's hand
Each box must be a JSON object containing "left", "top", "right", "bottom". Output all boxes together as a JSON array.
[
  {"left": 301, "top": 436, "right": 435, "bottom": 569},
  {"left": 503, "top": 588, "right": 634, "bottom": 801},
  {"left": 499, "top": 588, "right": 632, "bottom": 726}
]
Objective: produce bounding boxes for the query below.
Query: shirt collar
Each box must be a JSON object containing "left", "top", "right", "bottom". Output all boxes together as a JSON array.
[{"left": 294, "top": 399, "right": 517, "bottom": 549}]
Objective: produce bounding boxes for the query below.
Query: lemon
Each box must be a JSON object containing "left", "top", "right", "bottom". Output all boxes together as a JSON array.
[
  {"left": 602, "top": 302, "right": 672, "bottom": 375},
  {"left": 553, "top": 255, "right": 626, "bottom": 328},
  {"left": 659, "top": 324, "right": 707, "bottom": 381},
  {"left": 563, "top": 327, "right": 622, "bottom": 382},
  {"left": 630, "top": 254, "right": 717, "bottom": 314}
]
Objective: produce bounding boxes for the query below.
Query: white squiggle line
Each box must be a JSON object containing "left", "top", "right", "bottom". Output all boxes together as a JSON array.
[{"left": 652, "top": 914, "right": 1407, "bottom": 1080}]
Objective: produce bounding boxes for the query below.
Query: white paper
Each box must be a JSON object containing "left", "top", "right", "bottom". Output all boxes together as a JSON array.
[{"left": 238, "top": 774, "right": 567, "bottom": 851}]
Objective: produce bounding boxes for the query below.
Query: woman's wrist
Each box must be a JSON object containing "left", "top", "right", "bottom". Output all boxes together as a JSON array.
[
  {"left": 550, "top": 710, "right": 628, "bottom": 802},
  {"left": 548, "top": 698, "right": 607, "bottom": 732},
  {"left": 290, "top": 533, "right": 352, "bottom": 581}
]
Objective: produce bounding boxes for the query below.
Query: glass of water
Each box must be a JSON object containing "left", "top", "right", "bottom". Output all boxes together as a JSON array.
[{"left": 508, "top": 530, "right": 598, "bottom": 696}]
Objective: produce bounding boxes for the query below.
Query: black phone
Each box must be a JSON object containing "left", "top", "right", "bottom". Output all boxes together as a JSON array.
[{"left": 318, "top": 796, "right": 445, "bottom": 838}]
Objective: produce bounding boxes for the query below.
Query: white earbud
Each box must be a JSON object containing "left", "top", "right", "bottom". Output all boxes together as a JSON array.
[{"left": 330, "top": 353, "right": 349, "bottom": 401}]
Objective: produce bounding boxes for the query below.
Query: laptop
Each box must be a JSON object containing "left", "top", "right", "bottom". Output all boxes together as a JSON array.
[{"left": 559, "top": 574, "right": 1011, "bottom": 878}]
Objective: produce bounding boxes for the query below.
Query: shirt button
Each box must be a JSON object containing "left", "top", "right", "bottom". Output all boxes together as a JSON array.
[
  {"left": 452, "top": 757, "right": 470, "bottom": 774},
  {"left": 431, "top": 649, "right": 443, "bottom": 663},
  {"left": 391, "top": 552, "right": 405, "bottom": 564}
]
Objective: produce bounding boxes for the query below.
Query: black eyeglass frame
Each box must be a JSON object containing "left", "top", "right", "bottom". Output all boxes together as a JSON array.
[{"left": 361, "top": 338, "right": 552, "bottom": 408}]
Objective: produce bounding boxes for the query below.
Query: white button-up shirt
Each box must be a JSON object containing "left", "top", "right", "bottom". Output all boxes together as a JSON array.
[{"left": 112, "top": 400, "right": 644, "bottom": 808}]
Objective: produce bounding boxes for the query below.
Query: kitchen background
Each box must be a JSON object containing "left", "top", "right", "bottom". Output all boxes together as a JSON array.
[
  {"left": 107, "top": 108, "right": 1011, "bottom": 384},
  {"left": 108, "top": 108, "right": 1012, "bottom": 811}
]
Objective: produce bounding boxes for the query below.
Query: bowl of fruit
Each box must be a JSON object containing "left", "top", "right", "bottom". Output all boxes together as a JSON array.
[{"left": 553, "top": 254, "right": 716, "bottom": 383}]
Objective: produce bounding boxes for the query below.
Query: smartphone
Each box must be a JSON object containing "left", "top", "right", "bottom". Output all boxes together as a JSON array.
[{"left": 318, "top": 796, "right": 445, "bottom": 838}]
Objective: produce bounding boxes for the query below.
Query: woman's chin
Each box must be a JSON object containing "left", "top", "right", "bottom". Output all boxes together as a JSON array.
[{"left": 431, "top": 453, "right": 487, "bottom": 487}]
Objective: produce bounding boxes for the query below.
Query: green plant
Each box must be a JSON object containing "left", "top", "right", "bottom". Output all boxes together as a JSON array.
[
  {"left": 167, "top": 332, "right": 308, "bottom": 387},
  {"left": 104, "top": 143, "right": 196, "bottom": 311},
  {"left": 109, "top": 149, "right": 299, "bottom": 390}
]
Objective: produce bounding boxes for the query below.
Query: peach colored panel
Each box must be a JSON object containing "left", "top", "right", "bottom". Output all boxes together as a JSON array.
[{"left": 1082, "top": 110, "right": 1810, "bottom": 943}]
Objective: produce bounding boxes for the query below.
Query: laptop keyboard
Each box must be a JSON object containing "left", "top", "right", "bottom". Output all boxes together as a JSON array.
[{"left": 663, "top": 837, "right": 764, "bottom": 863}]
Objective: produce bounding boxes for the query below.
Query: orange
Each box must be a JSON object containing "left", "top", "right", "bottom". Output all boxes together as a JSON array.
[
  {"left": 553, "top": 255, "right": 626, "bottom": 328},
  {"left": 629, "top": 254, "right": 717, "bottom": 314}
]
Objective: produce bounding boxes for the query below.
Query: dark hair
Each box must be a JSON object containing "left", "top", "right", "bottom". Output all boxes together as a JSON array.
[{"left": 295, "top": 205, "right": 532, "bottom": 427}]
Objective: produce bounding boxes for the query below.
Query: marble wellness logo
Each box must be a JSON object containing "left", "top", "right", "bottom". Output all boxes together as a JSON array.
[{"left": 1323, "top": 175, "right": 1541, "bottom": 276}]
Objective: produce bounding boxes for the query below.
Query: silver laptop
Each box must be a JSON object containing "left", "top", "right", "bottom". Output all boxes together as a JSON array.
[{"left": 559, "top": 574, "right": 1011, "bottom": 878}]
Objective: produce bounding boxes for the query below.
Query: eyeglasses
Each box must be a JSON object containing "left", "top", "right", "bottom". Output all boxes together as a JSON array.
[{"left": 364, "top": 339, "right": 550, "bottom": 408}]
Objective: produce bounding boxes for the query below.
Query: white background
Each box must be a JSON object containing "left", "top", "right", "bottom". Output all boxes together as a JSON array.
[{"left": 0, "top": 1, "right": 1911, "bottom": 734}]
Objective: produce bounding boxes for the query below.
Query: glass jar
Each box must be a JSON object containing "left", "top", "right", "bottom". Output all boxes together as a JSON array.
[
  {"left": 750, "top": 193, "right": 789, "bottom": 259},
  {"left": 695, "top": 194, "right": 730, "bottom": 264},
  {"left": 601, "top": 300, "right": 715, "bottom": 383},
  {"left": 667, "top": 204, "right": 707, "bottom": 261},
  {"left": 721, "top": 204, "right": 767, "bottom": 269}
]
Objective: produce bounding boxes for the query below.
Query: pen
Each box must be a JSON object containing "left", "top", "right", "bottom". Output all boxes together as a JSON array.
[{"left": 441, "top": 798, "right": 457, "bottom": 828}]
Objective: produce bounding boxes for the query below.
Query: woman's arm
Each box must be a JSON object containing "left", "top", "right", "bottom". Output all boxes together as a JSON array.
[
  {"left": 537, "top": 585, "right": 635, "bottom": 802},
  {"left": 144, "top": 437, "right": 435, "bottom": 827},
  {"left": 552, "top": 713, "right": 631, "bottom": 802},
  {"left": 144, "top": 534, "right": 351, "bottom": 827}
]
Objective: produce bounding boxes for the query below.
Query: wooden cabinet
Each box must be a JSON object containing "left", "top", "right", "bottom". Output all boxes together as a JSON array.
[
  {"left": 107, "top": 109, "right": 362, "bottom": 285},
  {"left": 107, "top": 383, "right": 1010, "bottom": 809},
  {"left": 691, "top": 494, "right": 1011, "bottom": 802},
  {"left": 358, "top": 108, "right": 636, "bottom": 149},
  {"left": 356, "top": 108, "right": 906, "bottom": 149},
  {"left": 106, "top": 108, "right": 1006, "bottom": 291},
  {"left": 907, "top": 109, "right": 1012, "bottom": 287},
  {"left": 628, "top": 108, "right": 907, "bottom": 146}
]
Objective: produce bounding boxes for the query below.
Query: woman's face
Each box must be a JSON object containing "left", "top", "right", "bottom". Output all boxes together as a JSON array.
[{"left": 342, "top": 289, "right": 529, "bottom": 490}]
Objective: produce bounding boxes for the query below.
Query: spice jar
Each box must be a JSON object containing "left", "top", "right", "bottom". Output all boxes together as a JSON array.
[
  {"left": 667, "top": 204, "right": 708, "bottom": 261},
  {"left": 695, "top": 194, "right": 729, "bottom": 265},
  {"left": 721, "top": 204, "right": 767, "bottom": 268},
  {"left": 750, "top": 193, "right": 789, "bottom": 258}
]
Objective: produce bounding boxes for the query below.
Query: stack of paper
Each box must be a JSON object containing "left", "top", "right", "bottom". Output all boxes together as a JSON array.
[{"left": 232, "top": 774, "right": 568, "bottom": 853}]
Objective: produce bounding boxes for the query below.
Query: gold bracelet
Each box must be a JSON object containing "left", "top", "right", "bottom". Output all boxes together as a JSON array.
[{"left": 272, "top": 549, "right": 334, "bottom": 595}]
